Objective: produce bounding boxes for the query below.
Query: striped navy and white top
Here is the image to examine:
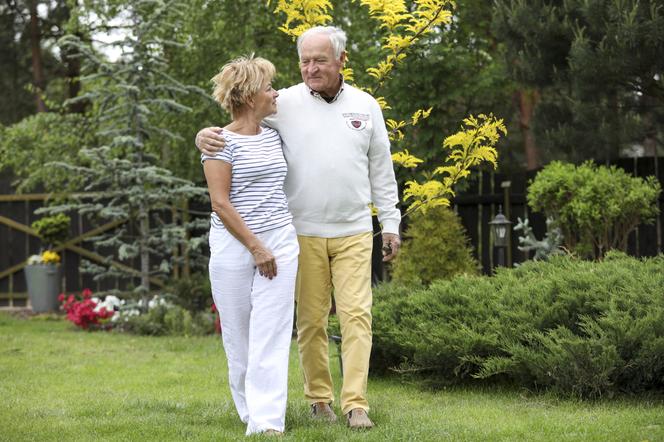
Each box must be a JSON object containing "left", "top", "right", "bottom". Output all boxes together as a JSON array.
[{"left": 201, "top": 127, "right": 292, "bottom": 234}]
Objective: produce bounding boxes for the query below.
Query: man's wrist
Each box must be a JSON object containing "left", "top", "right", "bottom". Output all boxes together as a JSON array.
[{"left": 381, "top": 223, "right": 400, "bottom": 236}]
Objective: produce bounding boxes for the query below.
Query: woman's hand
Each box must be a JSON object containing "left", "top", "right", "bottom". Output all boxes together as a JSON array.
[{"left": 250, "top": 244, "right": 278, "bottom": 279}]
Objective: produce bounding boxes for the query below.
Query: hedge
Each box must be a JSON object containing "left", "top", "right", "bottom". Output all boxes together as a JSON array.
[{"left": 370, "top": 251, "right": 664, "bottom": 397}]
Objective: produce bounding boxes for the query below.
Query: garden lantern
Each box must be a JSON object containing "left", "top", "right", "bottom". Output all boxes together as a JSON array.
[{"left": 489, "top": 206, "right": 512, "bottom": 267}]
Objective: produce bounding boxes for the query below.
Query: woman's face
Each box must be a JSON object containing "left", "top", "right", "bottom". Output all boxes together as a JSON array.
[{"left": 254, "top": 80, "right": 279, "bottom": 118}]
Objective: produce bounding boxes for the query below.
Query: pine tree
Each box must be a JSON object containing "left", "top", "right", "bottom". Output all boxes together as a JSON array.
[
  {"left": 42, "top": 0, "right": 207, "bottom": 301},
  {"left": 0, "top": 0, "right": 78, "bottom": 123},
  {"left": 493, "top": 0, "right": 664, "bottom": 164}
]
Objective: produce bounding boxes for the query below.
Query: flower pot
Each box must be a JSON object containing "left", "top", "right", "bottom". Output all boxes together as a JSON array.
[{"left": 24, "top": 264, "right": 62, "bottom": 313}]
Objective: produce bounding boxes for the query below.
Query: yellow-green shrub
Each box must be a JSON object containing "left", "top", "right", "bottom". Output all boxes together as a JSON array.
[{"left": 391, "top": 206, "right": 478, "bottom": 285}]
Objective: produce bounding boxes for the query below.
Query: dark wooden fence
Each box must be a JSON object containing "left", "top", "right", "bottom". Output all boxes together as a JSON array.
[
  {"left": 2, "top": 157, "right": 663, "bottom": 307},
  {"left": 0, "top": 171, "right": 204, "bottom": 307}
]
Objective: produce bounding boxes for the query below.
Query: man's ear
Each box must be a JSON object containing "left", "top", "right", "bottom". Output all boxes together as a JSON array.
[{"left": 339, "top": 50, "right": 347, "bottom": 65}]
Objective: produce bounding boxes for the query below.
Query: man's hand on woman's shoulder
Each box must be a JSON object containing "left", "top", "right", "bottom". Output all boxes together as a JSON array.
[{"left": 196, "top": 127, "right": 227, "bottom": 156}]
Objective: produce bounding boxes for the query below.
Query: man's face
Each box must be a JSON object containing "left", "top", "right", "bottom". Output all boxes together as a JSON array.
[{"left": 299, "top": 33, "right": 345, "bottom": 98}]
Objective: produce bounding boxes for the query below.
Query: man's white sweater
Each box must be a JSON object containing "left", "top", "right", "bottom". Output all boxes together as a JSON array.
[{"left": 264, "top": 82, "right": 401, "bottom": 238}]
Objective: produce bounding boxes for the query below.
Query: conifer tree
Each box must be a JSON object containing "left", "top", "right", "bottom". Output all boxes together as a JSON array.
[
  {"left": 43, "top": 0, "right": 207, "bottom": 300},
  {"left": 493, "top": 0, "right": 664, "bottom": 164}
]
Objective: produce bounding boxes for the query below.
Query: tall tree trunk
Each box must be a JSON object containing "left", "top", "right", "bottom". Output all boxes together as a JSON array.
[
  {"left": 642, "top": 97, "right": 661, "bottom": 254},
  {"left": 608, "top": 91, "right": 621, "bottom": 164},
  {"left": 139, "top": 207, "right": 151, "bottom": 307},
  {"left": 65, "top": 50, "right": 83, "bottom": 111},
  {"left": 28, "top": 0, "right": 47, "bottom": 112},
  {"left": 517, "top": 89, "right": 541, "bottom": 170},
  {"left": 60, "top": 1, "right": 86, "bottom": 113}
]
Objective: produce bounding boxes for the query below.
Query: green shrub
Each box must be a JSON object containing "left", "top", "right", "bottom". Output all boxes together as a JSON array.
[
  {"left": 370, "top": 251, "right": 664, "bottom": 397},
  {"left": 391, "top": 206, "right": 479, "bottom": 284},
  {"left": 0, "top": 112, "right": 93, "bottom": 192},
  {"left": 527, "top": 161, "right": 661, "bottom": 258},
  {"left": 31, "top": 214, "right": 71, "bottom": 249},
  {"left": 114, "top": 273, "right": 224, "bottom": 337},
  {"left": 119, "top": 304, "right": 215, "bottom": 336},
  {"left": 372, "top": 276, "right": 501, "bottom": 381},
  {"left": 370, "top": 282, "right": 427, "bottom": 373},
  {"left": 165, "top": 272, "right": 213, "bottom": 313}
]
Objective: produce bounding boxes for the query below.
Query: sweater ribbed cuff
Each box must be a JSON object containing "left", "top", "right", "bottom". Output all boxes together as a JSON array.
[{"left": 380, "top": 220, "right": 400, "bottom": 236}]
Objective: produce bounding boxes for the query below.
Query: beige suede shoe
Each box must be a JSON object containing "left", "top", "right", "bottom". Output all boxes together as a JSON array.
[
  {"left": 262, "top": 429, "right": 283, "bottom": 436},
  {"left": 311, "top": 402, "right": 338, "bottom": 422},
  {"left": 346, "top": 408, "right": 374, "bottom": 429}
]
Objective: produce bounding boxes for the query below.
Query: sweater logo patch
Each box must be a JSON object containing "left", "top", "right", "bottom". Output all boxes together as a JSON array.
[{"left": 343, "top": 112, "right": 370, "bottom": 131}]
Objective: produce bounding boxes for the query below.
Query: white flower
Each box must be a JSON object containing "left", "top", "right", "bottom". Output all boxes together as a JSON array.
[
  {"left": 27, "top": 255, "right": 42, "bottom": 265},
  {"left": 92, "top": 295, "right": 121, "bottom": 314},
  {"left": 103, "top": 295, "right": 121, "bottom": 309},
  {"left": 111, "top": 307, "right": 140, "bottom": 322},
  {"left": 148, "top": 295, "right": 167, "bottom": 310}
]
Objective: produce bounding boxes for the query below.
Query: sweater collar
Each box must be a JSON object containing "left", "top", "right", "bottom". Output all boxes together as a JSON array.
[{"left": 307, "top": 75, "right": 345, "bottom": 103}]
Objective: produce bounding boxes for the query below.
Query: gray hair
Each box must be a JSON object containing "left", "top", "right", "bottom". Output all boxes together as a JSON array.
[{"left": 297, "top": 26, "right": 347, "bottom": 60}]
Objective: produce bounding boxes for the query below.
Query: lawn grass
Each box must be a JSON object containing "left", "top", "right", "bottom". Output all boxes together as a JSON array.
[{"left": 1, "top": 312, "right": 662, "bottom": 441}]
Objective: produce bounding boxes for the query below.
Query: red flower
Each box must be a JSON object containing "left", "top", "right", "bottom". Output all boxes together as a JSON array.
[
  {"left": 59, "top": 289, "right": 114, "bottom": 330},
  {"left": 58, "top": 293, "right": 65, "bottom": 302}
]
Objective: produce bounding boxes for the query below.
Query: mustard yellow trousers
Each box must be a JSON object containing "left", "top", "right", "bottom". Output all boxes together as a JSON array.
[{"left": 295, "top": 232, "right": 373, "bottom": 415}]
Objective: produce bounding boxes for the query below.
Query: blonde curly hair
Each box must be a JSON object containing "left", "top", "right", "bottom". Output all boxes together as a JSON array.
[{"left": 211, "top": 54, "right": 276, "bottom": 116}]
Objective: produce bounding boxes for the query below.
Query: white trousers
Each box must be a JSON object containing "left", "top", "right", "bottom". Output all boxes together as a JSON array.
[{"left": 209, "top": 223, "right": 299, "bottom": 435}]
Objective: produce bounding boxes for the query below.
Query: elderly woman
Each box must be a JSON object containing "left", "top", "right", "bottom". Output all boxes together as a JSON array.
[{"left": 202, "top": 55, "right": 298, "bottom": 437}]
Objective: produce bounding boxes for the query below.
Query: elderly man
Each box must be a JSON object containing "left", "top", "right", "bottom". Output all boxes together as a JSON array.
[{"left": 195, "top": 26, "right": 401, "bottom": 429}]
